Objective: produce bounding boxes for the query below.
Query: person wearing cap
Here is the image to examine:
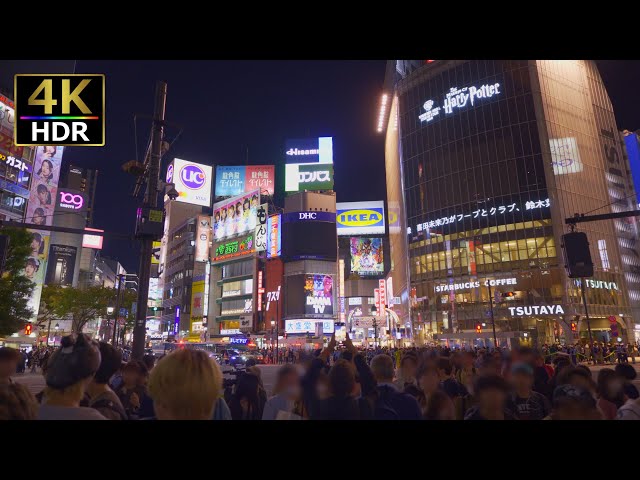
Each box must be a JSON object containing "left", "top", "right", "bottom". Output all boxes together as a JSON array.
[
  {"left": 506, "top": 362, "right": 550, "bottom": 420},
  {"left": 550, "top": 384, "right": 602, "bottom": 420},
  {"left": 0, "top": 347, "right": 20, "bottom": 386},
  {"left": 464, "top": 375, "right": 516, "bottom": 420},
  {"left": 37, "top": 334, "right": 107, "bottom": 420}
]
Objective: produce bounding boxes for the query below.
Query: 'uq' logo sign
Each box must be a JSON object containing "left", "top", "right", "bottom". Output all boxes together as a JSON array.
[{"left": 180, "top": 164, "right": 205, "bottom": 189}]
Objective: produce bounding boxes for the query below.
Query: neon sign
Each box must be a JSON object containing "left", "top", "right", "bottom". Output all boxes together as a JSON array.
[
  {"left": 419, "top": 83, "right": 502, "bottom": 123},
  {"left": 58, "top": 191, "right": 85, "bottom": 210},
  {"left": 214, "top": 234, "right": 254, "bottom": 261}
]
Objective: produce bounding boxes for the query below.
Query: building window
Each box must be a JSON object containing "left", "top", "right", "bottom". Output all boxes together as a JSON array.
[{"left": 598, "top": 239, "right": 610, "bottom": 271}]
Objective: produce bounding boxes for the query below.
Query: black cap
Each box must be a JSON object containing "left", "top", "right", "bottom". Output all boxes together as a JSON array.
[{"left": 45, "top": 334, "right": 101, "bottom": 389}]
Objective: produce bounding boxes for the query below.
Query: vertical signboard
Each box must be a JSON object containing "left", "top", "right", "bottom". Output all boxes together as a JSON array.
[
  {"left": 267, "top": 214, "right": 281, "bottom": 258},
  {"left": 339, "top": 258, "right": 346, "bottom": 324},
  {"left": 189, "top": 279, "right": 206, "bottom": 338},
  {"left": 45, "top": 244, "right": 77, "bottom": 286},
  {"left": 195, "top": 215, "right": 211, "bottom": 262},
  {"left": 378, "top": 279, "right": 386, "bottom": 315},
  {"left": 255, "top": 203, "right": 268, "bottom": 252}
]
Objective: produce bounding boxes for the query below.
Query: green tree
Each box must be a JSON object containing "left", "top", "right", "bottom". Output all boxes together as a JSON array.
[
  {"left": 0, "top": 227, "right": 35, "bottom": 336},
  {"left": 38, "top": 284, "right": 64, "bottom": 337},
  {"left": 54, "top": 285, "right": 114, "bottom": 333}
]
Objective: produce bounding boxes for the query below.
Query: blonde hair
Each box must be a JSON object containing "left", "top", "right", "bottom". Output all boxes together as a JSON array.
[
  {"left": 0, "top": 383, "right": 39, "bottom": 420},
  {"left": 148, "top": 349, "right": 222, "bottom": 420}
]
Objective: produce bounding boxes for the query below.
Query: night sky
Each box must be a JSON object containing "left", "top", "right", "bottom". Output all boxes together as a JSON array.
[{"left": 59, "top": 60, "right": 640, "bottom": 273}]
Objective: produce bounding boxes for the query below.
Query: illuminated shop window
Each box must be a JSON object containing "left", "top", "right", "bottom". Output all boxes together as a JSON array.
[{"left": 598, "top": 239, "right": 610, "bottom": 271}]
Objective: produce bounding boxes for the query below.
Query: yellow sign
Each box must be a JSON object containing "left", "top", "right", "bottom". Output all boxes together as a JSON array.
[
  {"left": 151, "top": 241, "right": 161, "bottom": 264},
  {"left": 189, "top": 280, "right": 206, "bottom": 335}
]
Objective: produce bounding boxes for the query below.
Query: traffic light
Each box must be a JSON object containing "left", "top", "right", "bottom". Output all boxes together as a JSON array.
[
  {"left": 503, "top": 292, "right": 515, "bottom": 299},
  {"left": 475, "top": 323, "right": 482, "bottom": 334},
  {"left": 24, "top": 323, "right": 32, "bottom": 335},
  {"left": 570, "top": 322, "right": 577, "bottom": 332},
  {"left": 562, "top": 231, "right": 594, "bottom": 278}
]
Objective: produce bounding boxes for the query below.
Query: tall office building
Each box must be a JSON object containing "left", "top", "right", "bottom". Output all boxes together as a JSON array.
[{"left": 381, "top": 60, "right": 640, "bottom": 347}]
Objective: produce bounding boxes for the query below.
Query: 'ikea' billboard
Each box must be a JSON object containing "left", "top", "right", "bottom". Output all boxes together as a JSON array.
[{"left": 336, "top": 201, "right": 385, "bottom": 236}]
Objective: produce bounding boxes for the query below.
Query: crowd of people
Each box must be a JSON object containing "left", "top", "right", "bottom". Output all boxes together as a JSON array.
[{"left": 1, "top": 332, "right": 640, "bottom": 420}]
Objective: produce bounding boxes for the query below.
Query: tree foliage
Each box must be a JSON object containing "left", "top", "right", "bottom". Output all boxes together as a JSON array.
[
  {"left": 49, "top": 285, "right": 115, "bottom": 333},
  {"left": 0, "top": 227, "right": 35, "bottom": 336},
  {"left": 37, "top": 284, "right": 63, "bottom": 333}
]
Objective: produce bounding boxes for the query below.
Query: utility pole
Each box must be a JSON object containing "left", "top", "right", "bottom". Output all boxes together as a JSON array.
[
  {"left": 132, "top": 81, "right": 167, "bottom": 360},
  {"left": 112, "top": 274, "right": 124, "bottom": 346}
]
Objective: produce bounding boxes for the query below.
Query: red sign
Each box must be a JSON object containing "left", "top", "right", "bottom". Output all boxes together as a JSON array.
[
  {"left": 378, "top": 279, "right": 386, "bottom": 314},
  {"left": 245, "top": 165, "right": 275, "bottom": 196}
]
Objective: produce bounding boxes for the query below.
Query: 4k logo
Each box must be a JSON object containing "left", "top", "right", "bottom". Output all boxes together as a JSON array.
[{"left": 14, "top": 74, "right": 105, "bottom": 146}]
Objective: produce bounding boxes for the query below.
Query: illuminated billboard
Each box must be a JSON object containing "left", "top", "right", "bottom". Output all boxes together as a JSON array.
[
  {"left": 167, "top": 158, "right": 213, "bottom": 207},
  {"left": 550, "top": 137, "right": 583, "bottom": 175},
  {"left": 215, "top": 165, "right": 275, "bottom": 197},
  {"left": 336, "top": 201, "right": 385, "bottom": 235},
  {"left": 304, "top": 274, "right": 333, "bottom": 315},
  {"left": 285, "top": 319, "right": 334, "bottom": 334},
  {"left": 82, "top": 228, "right": 104, "bottom": 250},
  {"left": 45, "top": 244, "right": 77, "bottom": 286},
  {"left": 350, "top": 237, "right": 384, "bottom": 276},
  {"left": 267, "top": 214, "right": 281, "bottom": 258},
  {"left": 213, "top": 189, "right": 260, "bottom": 242},
  {"left": 195, "top": 215, "right": 211, "bottom": 262},
  {"left": 285, "top": 137, "right": 333, "bottom": 164},
  {"left": 285, "top": 163, "right": 334, "bottom": 192},
  {"left": 213, "top": 233, "right": 254, "bottom": 262}
]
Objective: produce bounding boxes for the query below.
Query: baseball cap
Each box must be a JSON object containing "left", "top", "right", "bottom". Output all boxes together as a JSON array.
[
  {"left": 45, "top": 334, "right": 101, "bottom": 389},
  {"left": 552, "top": 384, "right": 596, "bottom": 409}
]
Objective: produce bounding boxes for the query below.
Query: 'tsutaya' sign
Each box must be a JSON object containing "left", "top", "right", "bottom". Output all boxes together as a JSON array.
[
  {"left": 419, "top": 83, "right": 502, "bottom": 123},
  {"left": 508, "top": 305, "right": 565, "bottom": 316}
]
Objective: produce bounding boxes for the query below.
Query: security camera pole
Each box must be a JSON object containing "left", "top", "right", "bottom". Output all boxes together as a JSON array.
[{"left": 131, "top": 81, "right": 167, "bottom": 361}]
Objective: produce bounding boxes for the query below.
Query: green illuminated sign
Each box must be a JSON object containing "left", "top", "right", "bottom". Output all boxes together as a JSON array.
[{"left": 214, "top": 234, "right": 254, "bottom": 261}]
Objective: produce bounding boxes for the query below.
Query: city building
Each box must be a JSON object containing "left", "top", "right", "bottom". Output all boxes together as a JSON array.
[
  {"left": 381, "top": 60, "right": 640, "bottom": 348},
  {"left": 281, "top": 191, "right": 337, "bottom": 347}
]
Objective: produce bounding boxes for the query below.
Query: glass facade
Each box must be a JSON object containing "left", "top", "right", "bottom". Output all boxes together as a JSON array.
[{"left": 390, "top": 60, "right": 637, "bottom": 347}]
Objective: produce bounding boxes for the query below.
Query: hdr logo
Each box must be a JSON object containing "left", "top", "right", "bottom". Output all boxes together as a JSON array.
[{"left": 14, "top": 74, "right": 105, "bottom": 146}]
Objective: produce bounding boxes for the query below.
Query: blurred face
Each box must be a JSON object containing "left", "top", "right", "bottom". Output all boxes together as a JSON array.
[
  {"left": 419, "top": 370, "right": 439, "bottom": 394},
  {"left": 402, "top": 359, "right": 417, "bottom": 380},
  {"left": 44, "top": 146, "right": 56, "bottom": 156},
  {"left": 511, "top": 372, "right": 533, "bottom": 393},
  {"left": 123, "top": 369, "right": 138, "bottom": 386},
  {"left": 38, "top": 189, "right": 47, "bottom": 202},
  {"left": 31, "top": 238, "right": 40, "bottom": 253},
  {"left": 437, "top": 398, "right": 456, "bottom": 420},
  {"left": 462, "top": 353, "right": 474, "bottom": 368},
  {"left": 25, "top": 263, "right": 36, "bottom": 277},
  {"left": 41, "top": 162, "right": 51, "bottom": 176},
  {"left": 478, "top": 388, "right": 506, "bottom": 412},
  {"left": 280, "top": 372, "right": 300, "bottom": 398},
  {"left": 33, "top": 214, "right": 45, "bottom": 225}
]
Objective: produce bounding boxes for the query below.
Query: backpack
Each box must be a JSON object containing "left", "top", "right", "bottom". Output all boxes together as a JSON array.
[
  {"left": 373, "top": 387, "right": 400, "bottom": 420},
  {"left": 91, "top": 397, "right": 128, "bottom": 421}
]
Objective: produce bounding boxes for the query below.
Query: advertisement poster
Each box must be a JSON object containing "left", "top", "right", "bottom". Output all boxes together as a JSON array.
[
  {"left": 285, "top": 163, "right": 334, "bottom": 192},
  {"left": 550, "top": 137, "right": 583, "bottom": 176},
  {"left": 26, "top": 146, "right": 64, "bottom": 226},
  {"left": 350, "top": 237, "right": 384, "bottom": 276},
  {"left": 304, "top": 274, "right": 333, "bottom": 315},
  {"left": 215, "top": 165, "right": 275, "bottom": 197},
  {"left": 213, "top": 189, "right": 260, "bottom": 242},
  {"left": 45, "top": 244, "right": 77, "bottom": 286},
  {"left": 189, "top": 280, "right": 206, "bottom": 335},
  {"left": 214, "top": 233, "right": 254, "bottom": 262},
  {"left": 168, "top": 158, "right": 213, "bottom": 207},
  {"left": 267, "top": 214, "right": 281, "bottom": 258},
  {"left": 195, "top": 215, "right": 211, "bottom": 262},
  {"left": 26, "top": 146, "right": 65, "bottom": 322}
]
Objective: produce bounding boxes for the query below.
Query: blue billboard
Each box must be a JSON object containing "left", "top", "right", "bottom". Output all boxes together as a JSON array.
[
  {"left": 624, "top": 132, "right": 640, "bottom": 207},
  {"left": 215, "top": 166, "right": 245, "bottom": 197}
]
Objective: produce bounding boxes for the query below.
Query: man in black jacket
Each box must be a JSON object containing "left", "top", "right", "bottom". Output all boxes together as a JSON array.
[{"left": 370, "top": 354, "right": 422, "bottom": 420}]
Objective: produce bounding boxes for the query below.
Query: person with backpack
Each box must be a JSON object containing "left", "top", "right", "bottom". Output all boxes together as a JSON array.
[
  {"left": 370, "top": 354, "right": 422, "bottom": 420},
  {"left": 87, "top": 342, "right": 127, "bottom": 420}
]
